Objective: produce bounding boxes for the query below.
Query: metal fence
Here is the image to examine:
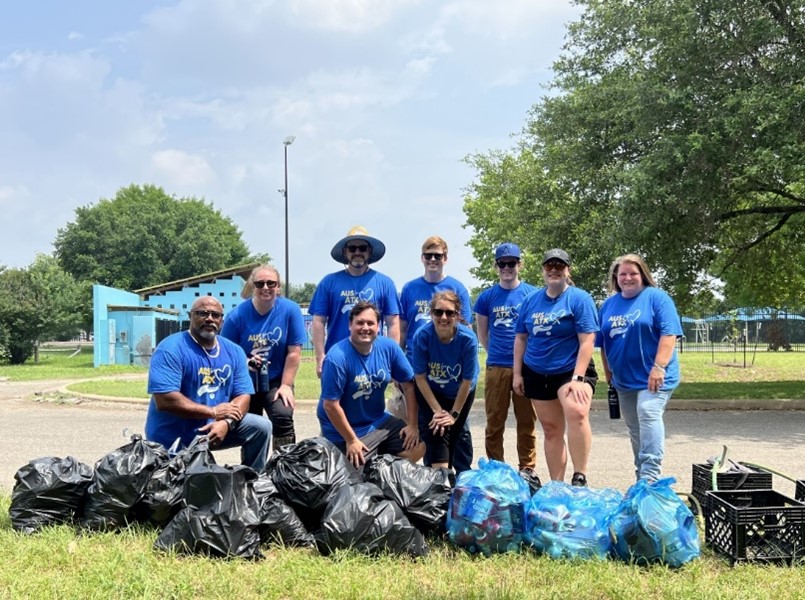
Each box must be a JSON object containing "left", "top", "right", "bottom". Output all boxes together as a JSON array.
[{"left": 677, "top": 308, "right": 805, "bottom": 353}]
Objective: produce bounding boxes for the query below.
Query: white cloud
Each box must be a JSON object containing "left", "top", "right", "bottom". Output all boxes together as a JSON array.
[
  {"left": 67, "top": 32, "right": 84, "bottom": 42},
  {"left": 289, "top": 0, "right": 422, "bottom": 32},
  {"left": 150, "top": 149, "right": 215, "bottom": 187}
]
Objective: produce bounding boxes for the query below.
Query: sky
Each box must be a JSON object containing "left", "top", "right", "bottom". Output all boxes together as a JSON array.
[{"left": 0, "top": 0, "right": 581, "bottom": 291}]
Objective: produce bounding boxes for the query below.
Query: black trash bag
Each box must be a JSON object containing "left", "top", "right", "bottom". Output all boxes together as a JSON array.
[
  {"left": 155, "top": 463, "right": 262, "bottom": 559},
  {"left": 9, "top": 456, "right": 93, "bottom": 533},
  {"left": 79, "top": 434, "right": 169, "bottom": 531},
  {"left": 316, "top": 482, "right": 428, "bottom": 557},
  {"left": 131, "top": 438, "right": 216, "bottom": 528},
  {"left": 253, "top": 473, "right": 315, "bottom": 548},
  {"left": 362, "top": 454, "right": 452, "bottom": 534},
  {"left": 267, "top": 437, "right": 360, "bottom": 530}
]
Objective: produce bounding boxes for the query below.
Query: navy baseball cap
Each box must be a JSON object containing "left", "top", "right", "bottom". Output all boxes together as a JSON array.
[{"left": 495, "top": 243, "right": 521, "bottom": 260}]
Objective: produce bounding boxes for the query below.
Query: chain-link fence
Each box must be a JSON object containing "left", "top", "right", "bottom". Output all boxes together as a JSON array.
[{"left": 678, "top": 308, "right": 805, "bottom": 353}]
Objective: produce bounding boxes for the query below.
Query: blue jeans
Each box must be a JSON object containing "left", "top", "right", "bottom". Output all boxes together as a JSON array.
[
  {"left": 220, "top": 413, "right": 272, "bottom": 473},
  {"left": 617, "top": 388, "right": 671, "bottom": 482}
]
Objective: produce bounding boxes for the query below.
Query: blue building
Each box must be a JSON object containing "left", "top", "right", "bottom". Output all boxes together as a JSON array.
[{"left": 92, "top": 262, "right": 259, "bottom": 367}]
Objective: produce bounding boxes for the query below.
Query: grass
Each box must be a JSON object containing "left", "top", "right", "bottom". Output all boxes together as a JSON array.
[
  {"left": 5, "top": 347, "right": 805, "bottom": 402},
  {"left": 1, "top": 494, "right": 804, "bottom": 599}
]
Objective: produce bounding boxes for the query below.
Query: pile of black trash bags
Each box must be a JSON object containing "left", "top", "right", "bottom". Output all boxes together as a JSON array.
[
  {"left": 9, "top": 438, "right": 699, "bottom": 565},
  {"left": 8, "top": 435, "right": 452, "bottom": 559}
]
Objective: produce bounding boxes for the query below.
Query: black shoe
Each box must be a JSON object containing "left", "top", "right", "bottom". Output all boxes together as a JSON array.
[
  {"left": 519, "top": 467, "right": 542, "bottom": 494},
  {"left": 571, "top": 472, "right": 588, "bottom": 487}
]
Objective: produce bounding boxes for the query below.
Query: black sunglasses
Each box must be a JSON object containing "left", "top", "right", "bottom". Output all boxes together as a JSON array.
[
  {"left": 192, "top": 310, "right": 223, "bottom": 319},
  {"left": 496, "top": 260, "right": 518, "bottom": 269},
  {"left": 432, "top": 308, "right": 457, "bottom": 318},
  {"left": 543, "top": 261, "right": 567, "bottom": 270},
  {"left": 347, "top": 244, "right": 370, "bottom": 253},
  {"left": 254, "top": 280, "right": 279, "bottom": 289},
  {"left": 423, "top": 252, "right": 445, "bottom": 261}
]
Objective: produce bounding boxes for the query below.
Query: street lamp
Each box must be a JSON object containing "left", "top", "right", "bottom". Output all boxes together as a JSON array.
[{"left": 282, "top": 135, "right": 295, "bottom": 298}]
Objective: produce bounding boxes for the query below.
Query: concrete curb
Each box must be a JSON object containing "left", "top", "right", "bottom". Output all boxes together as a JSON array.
[{"left": 55, "top": 378, "right": 805, "bottom": 411}]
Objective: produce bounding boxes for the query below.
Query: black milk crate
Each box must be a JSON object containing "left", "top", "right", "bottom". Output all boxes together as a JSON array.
[
  {"left": 705, "top": 489, "right": 805, "bottom": 565},
  {"left": 797, "top": 480, "right": 805, "bottom": 503},
  {"left": 691, "top": 463, "right": 772, "bottom": 514}
]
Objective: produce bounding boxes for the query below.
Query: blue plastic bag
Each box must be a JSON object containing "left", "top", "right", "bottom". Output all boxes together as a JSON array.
[
  {"left": 446, "top": 459, "right": 531, "bottom": 556},
  {"left": 609, "top": 477, "right": 700, "bottom": 567},
  {"left": 525, "top": 481, "right": 622, "bottom": 560}
]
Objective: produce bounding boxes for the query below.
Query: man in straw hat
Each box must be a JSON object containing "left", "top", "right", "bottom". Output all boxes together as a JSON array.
[{"left": 310, "top": 226, "right": 401, "bottom": 377}]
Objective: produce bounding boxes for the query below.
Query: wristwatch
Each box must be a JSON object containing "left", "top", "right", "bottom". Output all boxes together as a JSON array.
[
  {"left": 571, "top": 375, "right": 585, "bottom": 383},
  {"left": 224, "top": 417, "right": 237, "bottom": 431},
  {"left": 450, "top": 410, "right": 460, "bottom": 419}
]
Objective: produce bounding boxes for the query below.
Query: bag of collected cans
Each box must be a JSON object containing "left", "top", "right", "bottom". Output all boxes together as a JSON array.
[
  {"left": 609, "top": 477, "right": 700, "bottom": 567},
  {"left": 525, "top": 481, "right": 622, "bottom": 560},
  {"left": 446, "top": 459, "right": 531, "bottom": 556}
]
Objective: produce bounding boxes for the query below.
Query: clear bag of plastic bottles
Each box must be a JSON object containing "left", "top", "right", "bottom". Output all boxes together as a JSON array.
[
  {"left": 446, "top": 458, "right": 531, "bottom": 556},
  {"left": 609, "top": 477, "right": 700, "bottom": 567},
  {"left": 525, "top": 481, "right": 622, "bottom": 560}
]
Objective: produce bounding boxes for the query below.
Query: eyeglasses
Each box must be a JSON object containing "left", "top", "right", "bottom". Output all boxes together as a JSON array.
[
  {"left": 543, "top": 260, "right": 567, "bottom": 271},
  {"left": 192, "top": 310, "right": 224, "bottom": 320},
  {"left": 432, "top": 308, "right": 457, "bottom": 318},
  {"left": 496, "top": 260, "right": 518, "bottom": 269},
  {"left": 347, "top": 244, "right": 369, "bottom": 253},
  {"left": 253, "top": 280, "right": 279, "bottom": 289},
  {"left": 423, "top": 252, "right": 445, "bottom": 261}
]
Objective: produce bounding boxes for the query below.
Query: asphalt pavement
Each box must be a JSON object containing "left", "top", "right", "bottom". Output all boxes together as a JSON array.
[{"left": 2, "top": 379, "right": 804, "bottom": 496}]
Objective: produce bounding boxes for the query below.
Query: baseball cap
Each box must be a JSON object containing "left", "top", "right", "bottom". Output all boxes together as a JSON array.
[
  {"left": 542, "top": 248, "right": 571, "bottom": 265},
  {"left": 494, "top": 243, "right": 521, "bottom": 260}
]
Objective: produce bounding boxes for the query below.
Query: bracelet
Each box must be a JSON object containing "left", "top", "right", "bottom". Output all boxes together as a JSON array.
[
  {"left": 212, "top": 405, "right": 218, "bottom": 419},
  {"left": 653, "top": 363, "right": 666, "bottom": 373}
]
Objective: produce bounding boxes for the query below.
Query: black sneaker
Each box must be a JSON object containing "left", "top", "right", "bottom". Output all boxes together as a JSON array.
[
  {"left": 519, "top": 467, "right": 542, "bottom": 494},
  {"left": 571, "top": 472, "right": 588, "bottom": 487}
]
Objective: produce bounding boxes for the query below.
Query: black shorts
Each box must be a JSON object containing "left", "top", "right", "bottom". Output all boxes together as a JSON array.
[
  {"left": 334, "top": 414, "right": 407, "bottom": 459},
  {"left": 522, "top": 362, "right": 598, "bottom": 401}
]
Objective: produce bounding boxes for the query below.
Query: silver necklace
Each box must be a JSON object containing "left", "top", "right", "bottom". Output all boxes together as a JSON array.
[{"left": 189, "top": 331, "right": 221, "bottom": 359}]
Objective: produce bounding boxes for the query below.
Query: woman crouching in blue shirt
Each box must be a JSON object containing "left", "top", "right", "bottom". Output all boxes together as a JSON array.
[
  {"left": 412, "top": 291, "right": 479, "bottom": 470},
  {"left": 598, "top": 254, "right": 682, "bottom": 482}
]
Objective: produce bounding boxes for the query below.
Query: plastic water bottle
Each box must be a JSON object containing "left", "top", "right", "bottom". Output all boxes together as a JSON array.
[{"left": 608, "top": 385, "right": 621, "bottom": 419}]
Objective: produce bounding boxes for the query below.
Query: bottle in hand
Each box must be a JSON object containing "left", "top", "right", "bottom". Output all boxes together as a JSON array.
[{"left": 607, "top": 385, "right": 620, "bottom": 419}]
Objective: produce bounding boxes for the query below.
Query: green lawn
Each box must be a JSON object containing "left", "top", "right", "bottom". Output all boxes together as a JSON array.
[
  {"left": 5, "top": 347, "right": 804, "bottom": 401},
  {"left": 1, "top": 494, "right": 804, "bottom": 599}
]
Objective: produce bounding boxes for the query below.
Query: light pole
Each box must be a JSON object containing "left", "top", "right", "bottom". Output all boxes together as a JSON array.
[{"left": 282, "top": 135, "right": 295, "bottom": 298}]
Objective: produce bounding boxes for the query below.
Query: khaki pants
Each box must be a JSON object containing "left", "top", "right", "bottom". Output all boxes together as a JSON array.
[{"left": 484, "top": 365, "right": 537, "bottom": 469}]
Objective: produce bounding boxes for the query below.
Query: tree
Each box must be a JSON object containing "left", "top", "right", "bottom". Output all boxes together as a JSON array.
[
  {"left": 464, "top": 0, "right": 805, "bottom": 309},
  {"left": 0, "top": 255, "right": 84, "bottom": 364},
  {"left": 54, "top": 184, "right": 253, "bottom": 290},
  {"left": 285, "top": 282, "right": 317, "bottom": 305}
]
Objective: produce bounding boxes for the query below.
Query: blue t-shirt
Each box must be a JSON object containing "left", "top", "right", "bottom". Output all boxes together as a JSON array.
[
  {"left": 597, "top": 287, "right": 682, "bottom": 391},
  {"left": 399, "top": 275, "right": 472, "bottom": 363},
  {"left": 317, "top": 336, "right": 414, "bottom": 443},
  {"left": 515, "top": 286, "right": 599, "bottom": 374},
  {"left": 473, "top": 281, "right": 538, "bottom": 367},
  {"left": 309, "top": 269, "right": 401, "bottom": 352},
  {"left": 220, "top": 297, "right": 307, "bottom": 381},
  {"left": 145, "top": 331, "right": 254, "bottom": 450},
  {"left": 411, "top": 322, "right": 479, "bottom": 398}
]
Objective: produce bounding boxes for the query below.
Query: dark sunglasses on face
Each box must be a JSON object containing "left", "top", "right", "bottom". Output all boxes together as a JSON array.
[
  {"left": 423, "top": 252, "right": 445, "bottom": 261},
  {"left": 192, "top": 310, "right": 223, "bottom": 319},
  {"left": 543, "top": 261, "right": 567, "bottom": 271},
  {"left": 432, "top": 308, "right": 457, "bottom": 318},
  {"left": 496, "top": 260, "right": 518, "bottom": 269},
  {"left": 347, "top": 244, "right": 369, "bottom": 253},
  {"left": 253, "top": 280, "right": 279, "bottom": 289}
]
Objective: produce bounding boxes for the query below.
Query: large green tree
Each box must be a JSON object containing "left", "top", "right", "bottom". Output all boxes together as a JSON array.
[
  {"left": 464, "top": 0, "right": 805, "bottom": 308},
  {"left": 0, "top": 255, "right": 84, "bottom": 364},
  {"left": 55, "top": 184, "right": 253, "bottom": 290}
]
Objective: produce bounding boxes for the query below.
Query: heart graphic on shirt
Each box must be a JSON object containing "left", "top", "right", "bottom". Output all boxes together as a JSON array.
[
  {"left": 358, "top": 289, "right": 374, "bottom": 302},
  {"left": 266, "top": 327, "right": 282, "bottom": 346}
]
